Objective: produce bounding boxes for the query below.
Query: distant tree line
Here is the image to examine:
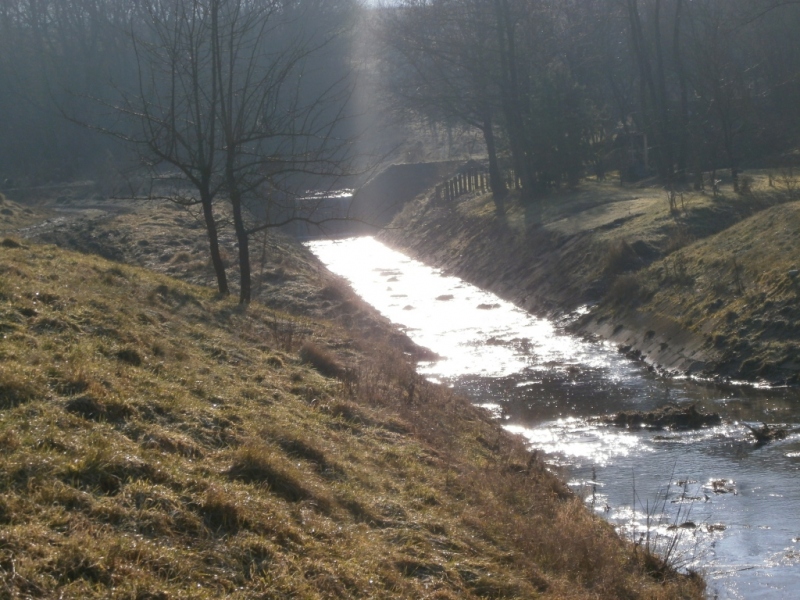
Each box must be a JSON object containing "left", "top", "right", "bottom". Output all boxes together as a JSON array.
[
  {"left": 379, "top": 0, "right": 800, "bottom": 213},
  {"left": 3, "top": 0, "right": 799, "bottom": 300}
]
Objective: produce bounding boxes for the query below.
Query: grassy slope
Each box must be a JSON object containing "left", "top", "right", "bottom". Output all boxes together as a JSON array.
[
  {"left": 0, "top": 192, "right": 49, "bottom": 233},
  {"left": 607, "top": 200, "right": 800, "bottom": 382},
  {"left": 0, "top": 236, "right": 703, "bottom": 598},
  {"left": 382, "top": 173, "right": 799, "bottom": 384}
]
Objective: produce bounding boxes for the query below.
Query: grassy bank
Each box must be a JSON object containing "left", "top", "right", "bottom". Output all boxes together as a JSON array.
[
  {"left": 0, "top": 231, "right": 703, "bottom": 597},
  {"left": 382, "top": 171, "right": 799, "bottom": 385}
]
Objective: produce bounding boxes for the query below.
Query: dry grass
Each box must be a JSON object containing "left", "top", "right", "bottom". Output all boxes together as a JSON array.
[
  {"left": 604, "top": 240, "right": 642, "bottom": 275},
  {"left": 632, "top": 201, "right": 800, "bottom": 381},
  {"left": 0, "top": 241, "right": 703, "bottom": 598},
  {"left": 384, "top": 170, "right": 799, "bottom": 384},
  {"left": 299, "top": 341, "right": 345, "bottom": 378},
  {"left": 0, "top": 194, "right": 47, "bottom": 234}
]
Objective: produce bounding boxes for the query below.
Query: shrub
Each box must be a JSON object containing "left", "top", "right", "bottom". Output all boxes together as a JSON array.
[{"left": 661, "top": 253, "right": 694, "bottom": 287}]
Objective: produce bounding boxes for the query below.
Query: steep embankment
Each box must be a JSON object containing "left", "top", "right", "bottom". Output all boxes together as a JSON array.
[
  {"left": 591, "top": 200, "right": 800, "bottom": 383},
  {"left": 0, "top": 193, "right": 702, "bottom": 597},
  {"left": 382, "top": 173, "right": 800, "bottom": 385}
]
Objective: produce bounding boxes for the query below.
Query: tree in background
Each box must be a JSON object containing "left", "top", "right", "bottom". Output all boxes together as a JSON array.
[
  {"left": 380, "top": 0, "right": 508, "bottom": 214},
  {"left": 110, "top": 0, "right": 358, "bottom": 303},
  {"left": 0, "top": 0, "right": 133, "bottom": 183},
  {"left": 377, "top": 0, "right": 800, "bottom": 203},
  {"left": 2, "top": 0, "right": 800, "bottom": 207}
]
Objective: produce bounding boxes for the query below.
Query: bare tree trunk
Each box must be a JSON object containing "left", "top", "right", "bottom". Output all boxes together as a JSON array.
[
  {"left": 481, "top": 108, "right": 506, "bottom": 215},
  {"left": 627, "top": 0, "right": 674, "bottom": 182},
  {"left": 653, "top": 0, "right": 675, "bottom": 182},
  {"left": 673, "top": 0, "right": 689, "bottom": 182},
  {"left": 200, "top": 190, "right": 229, "bottom": 295},
  {"left": 493, "top": 0, "right": 537, "bottom": 207},
  {"left": 227, "top": 176, "right": 251, "bottom": 305}
]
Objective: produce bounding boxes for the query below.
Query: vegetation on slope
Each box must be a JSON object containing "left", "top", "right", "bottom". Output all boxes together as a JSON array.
[
  {"left": 0, "top": 238, "right": 702, "bottom": 598},
  {"left": 0, "top": 192, "right": 45, "bottom": 233},
  {"left": 601, "top": 200, "right": 800, "bottom": 383},
  {"left": 382, "top": 171, "right": 799, "bottom": 384}
]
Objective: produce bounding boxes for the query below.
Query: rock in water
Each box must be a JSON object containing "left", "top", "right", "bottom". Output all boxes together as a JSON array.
[{"left": 603, "top": 403, "right": 722, "bottom": 430}]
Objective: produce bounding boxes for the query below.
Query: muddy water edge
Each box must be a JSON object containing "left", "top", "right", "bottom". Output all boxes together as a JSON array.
[{"left": 309, "top": 236, "right": 800, "bottom": 600}]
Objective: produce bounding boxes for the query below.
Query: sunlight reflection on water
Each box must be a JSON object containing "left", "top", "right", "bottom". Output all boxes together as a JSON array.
[
  {"left": 308, "top": 235, "right": 800, "bottom": 599},
  {"left": 505, "top": 420, "right": 647, "bottom": 467},
  {"left": 308, "top": 236, "right": 615, "bottom": 380}
]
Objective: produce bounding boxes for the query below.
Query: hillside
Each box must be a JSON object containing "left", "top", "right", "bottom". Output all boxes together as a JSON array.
[
  {"left": 0, "top": 197, "right": 702, "bottom": 597},
  {"left": 381, "top": 171, "right": 800, "bottom": 385}
]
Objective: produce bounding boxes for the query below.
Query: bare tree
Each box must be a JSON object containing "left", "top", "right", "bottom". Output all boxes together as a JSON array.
[
  {"left": 380, "top": 0, "right": 508, "bottom": 214},
  {"left": 210, "top": 0, "right": 359, "bottom": 303},
  {"left": 119, "top": 0, "right": 231, "bottom": 295},
  {"left": 112, "top": 0, "right": 358, "bottom": 303}
]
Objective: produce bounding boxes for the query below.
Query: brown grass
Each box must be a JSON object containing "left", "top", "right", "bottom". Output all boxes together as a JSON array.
[
  {"left": 299, "top": 341, "right": 345, "bottom": 378},
  {"left": 0, "top": 240, "right": 703, "bottom": 598}
]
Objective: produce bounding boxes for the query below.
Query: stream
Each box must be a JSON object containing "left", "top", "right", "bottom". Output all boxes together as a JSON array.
[{"left": 308, "top": 236, "right": 800, "bottom": 599}]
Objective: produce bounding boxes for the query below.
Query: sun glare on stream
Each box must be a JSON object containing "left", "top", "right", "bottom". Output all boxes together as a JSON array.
[
  {"left": 307, "top": 236, "right": 609, "bottom": 380},
  {"left": 309, "top": 235, "right": 800, "bottom": 599}
]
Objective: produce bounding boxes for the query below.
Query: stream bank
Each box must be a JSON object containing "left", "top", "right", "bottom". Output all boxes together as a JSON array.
[
  {"left": 0, "top": 185, "right": 707, "bottom": 598},
  {"left": 309, "top": 235, "right": 800, "bottom": 599},
  {"left": 380, "top": 173, "right": 800, "bottom": 386}
]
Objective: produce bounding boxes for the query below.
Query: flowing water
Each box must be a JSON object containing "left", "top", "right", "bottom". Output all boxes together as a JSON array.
[{"left": 308, "top": 236, "right": 800, "bottom": 599}]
